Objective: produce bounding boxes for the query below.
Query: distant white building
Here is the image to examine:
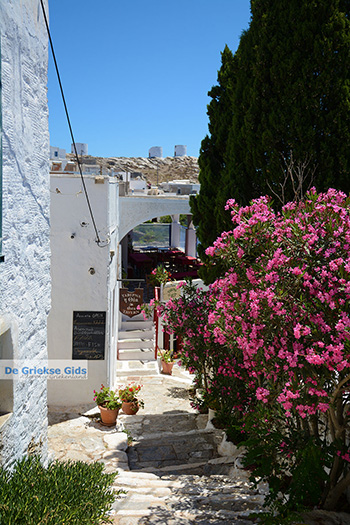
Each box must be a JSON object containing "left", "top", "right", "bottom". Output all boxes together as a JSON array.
[
  {"left": 149, "top": 145, "right": 189, "bottom": 158},
  {"left": 174, "top": 145, "right": 187, "bottom": 157},
  {"left": 50, "top": 146, "right": 66, "bottom": 160},
  {"left": 72, "top": 142, "right": 88, "bottom": 156},
  {"left": 119, "top": 172, "right": 147, "bottom": 193},
  {"left": 159, "top": 180, "right": 200, "bottom": 195},
  {"left": 0, "top": 0, "right": 50, "bottom": 467},
  {"left": 149, "top": 146, "right": 163, "bottom": 158}
]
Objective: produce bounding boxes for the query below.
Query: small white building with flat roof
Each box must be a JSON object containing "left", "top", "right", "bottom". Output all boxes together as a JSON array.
[{"left": 48, "top": 164, "right": 197, "bottom": 405}]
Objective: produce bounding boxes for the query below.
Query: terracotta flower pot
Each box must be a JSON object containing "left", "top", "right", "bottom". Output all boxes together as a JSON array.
[
  {"left": 122, "top": 400, "right": 139, "bottom": 415},
  {"left": 98, "top": 405, "right": 120, "bottom": 426},
  {"left": 161, "top": 360, "right": 174, "bottom": 375}
]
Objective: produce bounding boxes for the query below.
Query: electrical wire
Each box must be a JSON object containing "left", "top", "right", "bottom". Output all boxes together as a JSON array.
[{"left": 40, "top": 0, "right": 108, "bottom": 247}]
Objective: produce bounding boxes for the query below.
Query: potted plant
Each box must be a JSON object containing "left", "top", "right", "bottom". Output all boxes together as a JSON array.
[
  {"left": 159, "top": 349, "right": 175, "bottom": 375},
  {"left": 118, "top": 384, "right": 144, "bottom": 415},
  {"left": 93, "top": 385, "right": 122, "bottom": 426}
]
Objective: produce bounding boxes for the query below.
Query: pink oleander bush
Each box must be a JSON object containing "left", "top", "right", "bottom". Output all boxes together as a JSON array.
[
  {"left": 145, "top": 282, "right": 223, "bottom": 410},
  {"left": 150, "top": 189, "right": 350, "bottom": 517},
  {"left": 143, "top": 280, "right": 242, "bottom": 417},
  {"left": 205, "top": 188, "right": 350, "bottom": 515}
]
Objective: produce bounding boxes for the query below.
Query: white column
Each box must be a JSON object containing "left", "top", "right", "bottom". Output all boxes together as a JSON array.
[
  {"left": 185, "top": 219, "right": 197, "bottom": 257},
  {"left": 171, "top": 215, "right": 181, "bottom": 249}
]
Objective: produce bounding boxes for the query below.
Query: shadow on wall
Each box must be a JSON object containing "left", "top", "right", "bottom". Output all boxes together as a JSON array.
[{"left": 0, "top": 328, "right": 14, "bottom": 416}]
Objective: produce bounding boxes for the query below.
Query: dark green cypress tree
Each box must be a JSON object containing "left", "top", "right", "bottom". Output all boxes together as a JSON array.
[
  {"left": 193, "top": 0, "right": 350, "bottom": 262},
  {"left": 190, "top": 45, "right": 236, "bottom": 259},
  {"left": 224, "top": 0, "right": 350, "bottom": 206},
  {"left": 216, "top": 27, "right": 257, "bottom": 224}
]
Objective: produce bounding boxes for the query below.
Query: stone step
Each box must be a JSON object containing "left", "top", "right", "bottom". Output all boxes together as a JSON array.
[
  {"left": 114, "top": 471, "right": 266, "bottom": 495},
  {"left": 109, "top": 376, "right": 266, "bottom": 525},
  {"left": 118, "top": 338, "right": 154, "bottom": 350},
  {"left": 113, "top": 513, "right": 259, "bottom": 525},
  {"left": 121, "top": 320, "right": 153, "bottom": 331},
  {"left": 114, "top": 475, "right": 183, "bottom": 491},
  {"left": 112, "top": 491, "right": 168, "bottom": 511},
  {"left": 128, "top": 429, "right": 224, "bottom": 471},
  {"left": 142, "top": 456, "right": 247, "bottom": 479},
  {"left": 116, "top": 361, "right": 160, "bottom": 376},
  {"left": 112, "top": 476, "right": 265, "bottom": 524},
  {"left": 131, "top": 426, "right": 223, "bottom": 442},
  {"left": 122, "top": 313, "right": 151, "bottom": 322},
  {"left": 117, "top": 349, "right": 156, "bottom": 361},
  {"left": 121, "top": 412, "right": 208, "bottom": 440},
  {"left": 145, "top": 456, "right": 242, "bottom": 478},
  {"left": 169, "top": 475, "right": 261, "bottom": 495},
  {"left": 114, "top": 487, "right": 264, "bottom": 514},
  {"left": 127, "top": 461, "right": 209, "bottom": 476},
  {"left": 114, "top": 472, "right": 257, "bottom": 494},
  {"left": 124, "top": 460, "right": 244, "bottom": 478},
  {"left": 112, "top": 506, "right": 350, "bottom": 525},
  {"left": 118, "top": 329, "right": 154, "bottom": 340},
  {"left": 114, "top": 470, "right": 163, "bottom": 481}
]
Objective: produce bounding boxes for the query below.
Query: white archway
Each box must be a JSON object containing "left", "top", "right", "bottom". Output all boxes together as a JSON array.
[{"left": 119, "top": 195, "right": 191, "bottom": 240}]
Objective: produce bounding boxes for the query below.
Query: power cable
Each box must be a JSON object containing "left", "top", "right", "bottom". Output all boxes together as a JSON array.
[{"left": 40, "top": 0, "right": 108, "bottom": 247}]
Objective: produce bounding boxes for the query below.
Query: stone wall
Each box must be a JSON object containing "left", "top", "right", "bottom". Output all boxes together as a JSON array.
[{"left": 0, "top": 0, "right": 50, "bottom": 467}]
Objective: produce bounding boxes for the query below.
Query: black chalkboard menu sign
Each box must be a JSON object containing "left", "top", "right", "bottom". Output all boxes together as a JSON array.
[{"left": 72, "top": 311, "right": 106, "bottom": 360}]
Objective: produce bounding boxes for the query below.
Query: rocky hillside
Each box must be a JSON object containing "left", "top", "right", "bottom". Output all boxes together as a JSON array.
[{"left": 66, "top": 154, "right": 199, "bottom": 186}]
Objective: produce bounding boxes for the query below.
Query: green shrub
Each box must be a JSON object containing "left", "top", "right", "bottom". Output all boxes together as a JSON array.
[{"left": 0, "top": 456, "right": 118, "bottom": 524}]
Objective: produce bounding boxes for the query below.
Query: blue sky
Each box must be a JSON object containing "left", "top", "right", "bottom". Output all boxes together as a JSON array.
[{"left": 47, "top": 1, "right": 251, "bottom": 158}]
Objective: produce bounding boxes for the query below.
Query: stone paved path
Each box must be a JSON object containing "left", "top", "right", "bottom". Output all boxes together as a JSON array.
[
  {"left": 48, "top": 367, "right": 350, "bottom": 525},
  {"left": 48, "top": 369, "right": 266, "bottom": 523},
  {"left": 110, "top": 374, "right": 266, "bottom": 524}
]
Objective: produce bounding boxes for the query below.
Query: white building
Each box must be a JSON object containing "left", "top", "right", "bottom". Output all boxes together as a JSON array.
[
  {"left": 174, "top": 145, "right": 187, "bottom": 157},
  {"left": 48, "top": 167, "right": 195, "bottom": 405},
  {"left": 118, "top": 172, "right": 147, "bottom": 193},
  {"left": 48, "top": 174, "right": 120, "bottom": 405},
  {"left": 50, "top": 146, "right": 66, "bottom": 160},
  {"left": 71, "top": 142, "right": 88, "bottom": 156},
  {"left": 149, "top": 146, "right": 163, "bottom": 158},
  {"left": 0, "top": 0, "right": 50, "bottom": 467},
  {"left": 159, "top": 180, "right": 200, "bottom": 195}
]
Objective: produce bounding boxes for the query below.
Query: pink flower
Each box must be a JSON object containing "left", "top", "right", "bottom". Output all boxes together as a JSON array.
[
  {"left": 306, "top": 354, "right": 325, "bottom": 365},
  {"left": 256, "top": 387, "right": 270, "bottom": 403},
  {"left": 294, "top": 324, "right": 302, "bottom": 339},
  {"left": 317, "top": 403, "right": 329, "bottom": 413}
]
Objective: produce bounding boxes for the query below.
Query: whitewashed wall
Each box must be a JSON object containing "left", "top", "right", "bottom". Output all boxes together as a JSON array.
[
  {"left": 0, "top": 0, "right": 50, "bottom": 467},
  {"left": 48, "top": 175, "right": 119, "bottom": 405}
]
